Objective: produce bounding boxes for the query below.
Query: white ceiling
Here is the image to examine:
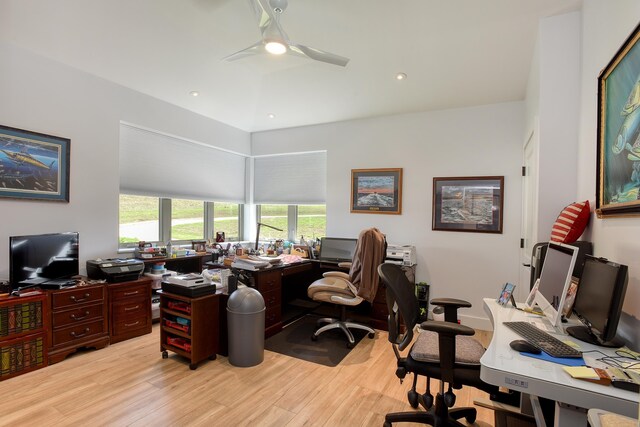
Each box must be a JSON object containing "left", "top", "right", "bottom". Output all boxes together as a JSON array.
[{"left": 1, "top": 0, "right": 582, "bottom": 133}]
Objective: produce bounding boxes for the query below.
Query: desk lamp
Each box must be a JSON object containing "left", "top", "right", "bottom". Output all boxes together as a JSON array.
[{"left": 255, "top": 222, "right": 284, "bottom": 251}]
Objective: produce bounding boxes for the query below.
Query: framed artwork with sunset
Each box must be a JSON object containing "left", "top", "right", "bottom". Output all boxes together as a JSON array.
[{"left": 350, "top": 168, "right": 402, "bottom": 214}]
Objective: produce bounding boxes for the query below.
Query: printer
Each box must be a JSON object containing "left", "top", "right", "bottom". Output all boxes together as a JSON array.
[
  {"left": 86, "top": 258, "right": 144, "bottom": 283},
  {"left": 386, "top": 244, "right": 417, "bottom": 266}
]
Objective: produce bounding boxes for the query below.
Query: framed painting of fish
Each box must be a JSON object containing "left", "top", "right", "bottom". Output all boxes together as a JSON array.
[
  {"left": 350, "top": 168, "right": 402, "bottom": 214},
  {"left": 0, "top": 125, "right": 70, "bottom": 202},
  {"left": 597, "top": 21, "right": 640, "bottom": 217},
  {"left": 432, "top": 176, "right": 503, "bottom": 233}
]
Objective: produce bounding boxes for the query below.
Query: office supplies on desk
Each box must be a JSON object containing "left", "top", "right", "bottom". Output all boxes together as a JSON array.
[
  {"left": 166, "top": 273, "right": 206, "bottom": 287},
  {"left": 563, "top": 366, "right": 612, "bottom": 385}
]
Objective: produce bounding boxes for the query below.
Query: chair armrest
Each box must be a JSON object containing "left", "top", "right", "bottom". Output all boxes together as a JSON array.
[
  {"left": 431, "top": 298, "right": 472, "bottom": 323},
  {"left": 337, "top": 262, "right": 352, "bottom": 269},
  {"left": 420, "top": 320, "right": 475, "bottom": 337}
]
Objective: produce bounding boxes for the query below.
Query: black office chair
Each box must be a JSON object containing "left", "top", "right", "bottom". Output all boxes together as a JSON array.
[{"left": 378, "top": 263, "right": 513, "bottom": 426}]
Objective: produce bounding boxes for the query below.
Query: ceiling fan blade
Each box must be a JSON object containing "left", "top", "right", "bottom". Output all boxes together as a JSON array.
[
  {"left": 223, "top": 40, "right": 265, "bottom": 62},
  {"left": 289, "top": 43, "right": 350, "bottom": 67}
]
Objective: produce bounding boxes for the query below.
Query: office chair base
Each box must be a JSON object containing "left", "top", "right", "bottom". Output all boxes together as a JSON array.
[
  {"left": 312, "top": 318, "right": 375, "bottom": 348},
  {"left": 383, "top": 394, "right": 476, "bottom": 427}
]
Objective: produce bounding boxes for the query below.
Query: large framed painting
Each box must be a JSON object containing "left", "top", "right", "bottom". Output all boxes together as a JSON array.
[
  {"left": 0, "top": 125, "right": 70, "bottom": 202},
  {"left": 350, "top": 168, "right": 402, "bottom": 214},
  {"left": 432, "top": 176, "right": 504, "bottom": 233},
  {"left": 597, "top": 21, "right": 640, "bottom": 217}
]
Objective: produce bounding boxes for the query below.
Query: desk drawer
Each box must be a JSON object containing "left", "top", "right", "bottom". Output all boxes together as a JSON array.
[
  {"left": 261, "top": 289, "right": 281, "bottom": 308},
  {"left": 52, "top": 319, "right": 106, "bottom": 346},
  {"left": 113, "top": 315, "right": 150, "bottom": 336},
  {"left": 265, "top": 305, "right": 281, "bottom": 327},
  {"left": 371, "top": 302, "right": 389, "bottom": 321},
  {"left": 52, "top": 303, "right": 104, "bottom": 328},
  {"left": 282, "top": 262, "right": 312, "bottom": 277},
  {"left": 52, "top": 287, "right": 104, "bottom": 310},
  {"left": 255, "top": 270, "right": 281, "bottom": 293}
]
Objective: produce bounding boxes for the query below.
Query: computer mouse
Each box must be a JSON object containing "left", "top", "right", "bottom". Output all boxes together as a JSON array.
[{"left": 509, "top": 340, "right": 541, "bottom": 354}]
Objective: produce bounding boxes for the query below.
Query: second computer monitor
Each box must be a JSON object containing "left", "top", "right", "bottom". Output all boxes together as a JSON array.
[
  {"left": 318, "top": 237, "right": 357, "bottom": 263},
  {"left": 534, "top": 242, "right": 579, "bottom": 328}
]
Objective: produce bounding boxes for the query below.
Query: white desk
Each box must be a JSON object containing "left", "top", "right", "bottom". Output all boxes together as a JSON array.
[{"left": 480, "top": 298, "right": 639, "bottom": 425}]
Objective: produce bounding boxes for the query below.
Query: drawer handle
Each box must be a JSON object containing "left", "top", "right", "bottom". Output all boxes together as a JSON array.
[
  {"left": 70, "top": 311, "right": 90, "bottom": 321},
  {"left": 70, "top": 327, "right": 90, "bottom": 338},
  {"left": 124, "top": 305, "right": 140, "bottom": 312},
  {"left": 124, "top": 321, "right": 140, "bottom": 327},
  {"left": 124, "top": 291, "right": 139, "bottom": 296},
  {"left": 70, "top": 293, "right": 91, "bottom": 303}
]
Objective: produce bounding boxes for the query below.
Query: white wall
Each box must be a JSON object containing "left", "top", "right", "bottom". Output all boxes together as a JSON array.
[
  {"left": 0, "top": 43, "right": 250, "bottom": 279},
  {"left": 252, "top": 103, "right": 525, "bottom": 329},
  {"left": 577, "top": 1, "right": 640, "bottom": 344}
]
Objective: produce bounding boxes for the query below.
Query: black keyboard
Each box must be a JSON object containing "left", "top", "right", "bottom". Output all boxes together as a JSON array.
[{"left": 503, "top": 321, "right": 582, "bottom": 358}]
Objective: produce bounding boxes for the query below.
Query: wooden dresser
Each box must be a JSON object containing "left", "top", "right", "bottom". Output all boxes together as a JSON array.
[
  {"left": 107, "top": 278, "right": 152, "bottom": 344},
  {"left": 0, "top": 293, "right": 48, "bottom": 380},
  {"left": 48, "top": 284, "right": 109, "bottom": 364}
]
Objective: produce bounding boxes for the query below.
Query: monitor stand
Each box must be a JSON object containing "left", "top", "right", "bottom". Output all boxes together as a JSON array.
[{"left": 566, "top": 325, "right": 623, "bottom": 348}]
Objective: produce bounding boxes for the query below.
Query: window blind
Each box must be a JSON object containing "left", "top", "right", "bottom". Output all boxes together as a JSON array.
[
  {"left": 119, "top": 123, "right": 246, "bottom": 202},
  {"left": 253, "top": 151, "right": 326, "bottom": 204}
]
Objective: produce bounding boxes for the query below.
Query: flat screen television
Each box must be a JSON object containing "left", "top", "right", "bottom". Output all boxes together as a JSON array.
[
  {"left": 318, "top": 237, "right": 357, "bottom": 263},
  {"left": 533, "top": 242, "right": 578, "bottom": 328},
  {"left": 9, "top": 232, "right": 79, "bottom": 289},
  {"left": 566, "top": 255, "right": 628, "bottom": 347}
]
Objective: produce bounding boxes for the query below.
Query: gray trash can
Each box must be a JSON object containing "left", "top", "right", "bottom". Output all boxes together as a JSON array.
[{"left": 227, "top": 287, "right": 265, "bottom": 367}]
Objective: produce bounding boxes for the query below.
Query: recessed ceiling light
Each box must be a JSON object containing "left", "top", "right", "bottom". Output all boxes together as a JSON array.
[
  {"left": 189, "top": 91, "right": 200, "bottom": 97},
  {"left": 396, "top": 73, "right": 407, "bottom": 81},
  {"left": 268, "top": 113, "right": 276, "bottom": 119}
]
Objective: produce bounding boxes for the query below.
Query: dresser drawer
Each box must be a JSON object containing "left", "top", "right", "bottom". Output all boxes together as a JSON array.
[
  {"left": 112, "top": 315, "right": 150, "bottom": 336},
  {"left": 52, "top": 303, "right": 104, "bottom": 328},
  {"left": 52, "top": 319, "right": 106, "bottom": 347},
  {"left": 109, "top": 282, "right": 149, "bottom": 300},
  {"left": 255, "top": 270, "right": 281, "bottom": 293},
  {"left": 51, "top": 287, "right": 104, "bottom": 310},
  {"left": 112, "top": 298, "right": 148, "bottom": 320}
]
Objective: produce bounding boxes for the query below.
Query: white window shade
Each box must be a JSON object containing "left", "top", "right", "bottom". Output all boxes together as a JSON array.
[
  {"left": 119, "top": 124, "right": 246, "bottom": 202},
  {"left": 254, "top": 151, "right": 326, "bottom": 204}
]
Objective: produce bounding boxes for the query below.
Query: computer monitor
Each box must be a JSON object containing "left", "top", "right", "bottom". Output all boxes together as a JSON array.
[
  {"left": 318, "top": 237, "right": 357, "bottom": 263},
  {"left": 533, "top": 242, "right": 579, "bottom": 328},
  {"left": 566, "top": 256, "right": 628, "bottom": 347}
]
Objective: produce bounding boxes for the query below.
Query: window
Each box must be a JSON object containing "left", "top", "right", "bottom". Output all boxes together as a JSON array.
[
  {"left": 171, "top": 199, "right": 204, "bottom": 241},
  {"left": 213, "top": 202, "right": 240, "bottom": 241},
  {"left": 118, "top": 194, "right": 243, "bottom": 248},
  {"left": 258, "top": 204, "right": 289, "bottom": 240},
  {"left": 119, "top": 194, "right": 160, "bottom": 244},
  {"left": 297, "top": 205, "right": 326, "bottom": 241}
]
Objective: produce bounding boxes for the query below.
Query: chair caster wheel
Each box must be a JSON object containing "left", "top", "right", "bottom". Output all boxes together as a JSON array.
[
  {"left": 368, "top": 332, "right": 375, "bottom": 339},
  {"left": 419, "top": 393, "right": 434, "bottom": 409},
  {"left": 162, "top": 351, "right": 168, "bottom": 359},
  {"left": 347, "top": 341, "right": 355, "bottom": 349},
  {"left": 465, "top": 412, "right": 477, "bottom": 424},
  {"left": 444, "top": 391, "right": 456, "bottom": 407},
  {"left": 189, "top": 363, "right": 197, "bottom": 370},
  {"left": 311, "top": 334, "right": 318, "bottom": 341},
  {"left": 407, "top": 389, "right": 419, "bottom": 408}
]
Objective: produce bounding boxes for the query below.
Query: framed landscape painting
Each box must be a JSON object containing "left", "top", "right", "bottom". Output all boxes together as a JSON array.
[
  {"left": 432, "top": 176, "right": 503, "bottom": 233},
  {"left": 597, "top": 21, "right": 640, "bottom": 217},
  {"left": 0, "top": 125, "right": 70, "bottom": 202},
  {"left": 350, "top": 168, "right": 402, "bottom": 214}
]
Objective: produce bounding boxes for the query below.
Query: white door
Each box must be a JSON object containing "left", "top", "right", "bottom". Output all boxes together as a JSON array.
[{"left": 519, "top": 125, "right": 539, "bottom": 301}]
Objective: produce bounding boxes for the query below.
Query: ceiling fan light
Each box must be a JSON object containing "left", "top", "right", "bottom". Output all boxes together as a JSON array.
[{"left": 265, "top": 41, "right": 287, "bottom": 55}]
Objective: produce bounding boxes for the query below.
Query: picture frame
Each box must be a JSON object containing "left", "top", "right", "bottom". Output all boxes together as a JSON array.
[
  {"left": 596, "top": 21, "right": 640, "bottom": 217},
  {"left": 0, "top": 125, "right": 70, "bottom": 202},
  {"left": 497, "top": 282, "right": 516, "bottom": 306},
  {"left": 350, "top": 168, "right": 402, "bottom": 214},
  {"left": 432, "top": 176, "right": 504, "bottom": 233}
]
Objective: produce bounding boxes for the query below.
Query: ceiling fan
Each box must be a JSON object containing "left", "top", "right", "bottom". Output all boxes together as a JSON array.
[{"left": 224, "top": 0, "right": 350, "bottom": 67}]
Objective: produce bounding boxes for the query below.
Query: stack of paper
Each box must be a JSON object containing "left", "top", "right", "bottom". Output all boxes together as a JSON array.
[
  {"left": 563, "top": 366, "right": 611, "bottom": 385},
  {"left": 231, "top": 257, "right": 271, "bottom": 271}
]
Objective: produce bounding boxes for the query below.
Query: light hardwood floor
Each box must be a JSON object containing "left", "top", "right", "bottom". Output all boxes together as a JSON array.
[{"left": 0, "top": 326, "right": 495, "bottom": 426}]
